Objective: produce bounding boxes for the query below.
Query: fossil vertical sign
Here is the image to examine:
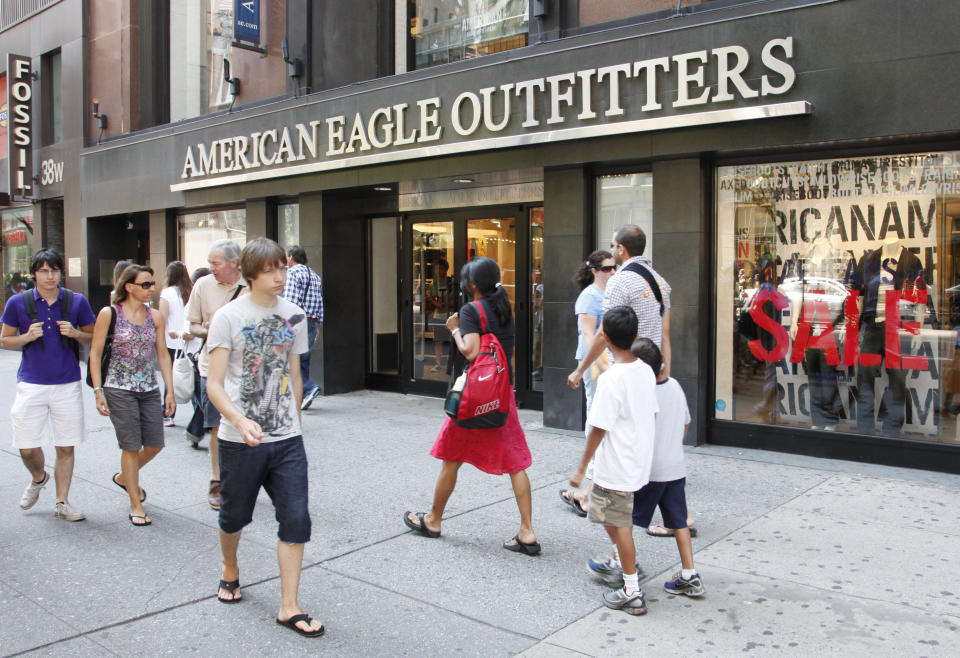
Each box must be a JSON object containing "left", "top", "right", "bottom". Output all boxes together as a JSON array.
[{"left": 7, "top": 54, "right": 33, "bottom": 201}]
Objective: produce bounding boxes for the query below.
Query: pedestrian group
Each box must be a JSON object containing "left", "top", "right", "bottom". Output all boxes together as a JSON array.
[{"left": 2, "top": 223, "right": 703, "bottom": 639}]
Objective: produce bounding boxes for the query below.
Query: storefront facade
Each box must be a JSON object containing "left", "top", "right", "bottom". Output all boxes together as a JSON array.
[{"left": 72, "top": 0, "right": 960, "bottom": 471}]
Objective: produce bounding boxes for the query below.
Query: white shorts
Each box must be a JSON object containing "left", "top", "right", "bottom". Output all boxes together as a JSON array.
[{"left": 10, "top": 381, "right": 86, "bottom": 449}]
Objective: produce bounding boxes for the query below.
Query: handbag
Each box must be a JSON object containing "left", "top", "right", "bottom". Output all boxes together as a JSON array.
[
  {"left": 172, "top": 340, "right": 195, "bottom": 403},
  {"left": 85, "top": 306, "right": 117, "bottom": 387},
  {"left": 443, "top": 301, "right": 511, "bottom": 429}
]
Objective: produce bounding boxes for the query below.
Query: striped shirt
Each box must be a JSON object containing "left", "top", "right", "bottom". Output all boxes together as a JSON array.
[
  {"left": 283, "top": 263, "right": 324, "bottom": 322},
  {"left": 603, "top": 255, "right": 671, "bottom": 348}
]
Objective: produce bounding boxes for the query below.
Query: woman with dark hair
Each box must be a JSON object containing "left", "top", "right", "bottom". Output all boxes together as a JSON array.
[
  {"left": 403, "top": 257, "right": 540, "bottom": 555},
  {"left": 89, "top": 264, "right": 175, "bottom": 526},
  {"left": 560, "top": 249, "right": 615, "bottom": 516},
  {"left": 158, "top": 261, "right": 195, "bottom": 426}
]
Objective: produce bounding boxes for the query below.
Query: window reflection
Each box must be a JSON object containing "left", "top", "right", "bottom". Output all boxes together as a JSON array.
[
  {"left": 410, "top": 0, "right": 529, "bottom": 69},
  {"left": 530, "top": 207, "right": 544, "bottom": 391},
  {"left": 178, "top": 208, "right": 247, "bottom": 275},
  {"left": 717, "top": 153, "right": 960, "bottom": 445},
  {"left": 413, "top": 222, "right": 455, "bottom": 381}
]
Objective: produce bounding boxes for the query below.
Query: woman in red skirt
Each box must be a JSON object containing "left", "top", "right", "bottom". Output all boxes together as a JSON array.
[{"left": 403, "top": 257, "right": 540, "bottom": 555}]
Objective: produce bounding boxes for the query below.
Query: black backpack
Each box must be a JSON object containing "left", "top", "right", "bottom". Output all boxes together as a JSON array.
[{"left": 21, "top": 288, "right": 80, "bottom": 361}]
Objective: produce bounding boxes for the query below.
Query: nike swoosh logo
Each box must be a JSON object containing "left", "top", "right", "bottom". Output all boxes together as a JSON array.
[{"left": 478, "top": 374, "right": 493, "bottom": 381}]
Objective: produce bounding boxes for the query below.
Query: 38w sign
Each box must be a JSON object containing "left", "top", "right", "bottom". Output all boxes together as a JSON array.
[
  {"left": 39, "top": 159, "right": 64, "bottom": 185},
  {"left": 7, "top": 54, "right": 33, "bottom": 200}
]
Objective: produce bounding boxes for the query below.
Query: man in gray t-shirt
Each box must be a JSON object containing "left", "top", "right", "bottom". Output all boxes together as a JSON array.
[{"left": 206, "top": 237, "right": 324, "bottom": 638}]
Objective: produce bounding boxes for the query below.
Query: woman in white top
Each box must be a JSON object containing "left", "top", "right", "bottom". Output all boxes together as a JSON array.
[{"left": 158, "top": 261, "right": 195, "bottom": 426}]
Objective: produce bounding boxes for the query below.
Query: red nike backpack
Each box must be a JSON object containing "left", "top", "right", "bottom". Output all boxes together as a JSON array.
[{"left": 444, "top": 301, "right": 512, "bottom": 428}]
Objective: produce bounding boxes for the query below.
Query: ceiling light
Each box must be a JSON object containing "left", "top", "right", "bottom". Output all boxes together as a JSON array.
[
  {"left": 452, "top": 178, "right": 474, "bottom": 184},
  {"left": 373, "top": 186, "right": 392, "bottom": 191}
]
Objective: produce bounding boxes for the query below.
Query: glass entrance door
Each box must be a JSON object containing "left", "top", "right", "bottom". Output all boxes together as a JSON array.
[
  {"left": 411, "top": 221, "right": 457, "bottom": 384},
  {"left": 394, "top": 207, "right": 541, "bottom": 406}
]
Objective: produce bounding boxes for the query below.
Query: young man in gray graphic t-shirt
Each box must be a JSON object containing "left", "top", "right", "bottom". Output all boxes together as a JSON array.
[{"left": 206, "top": 237, "right": 324, "bottom": 638}]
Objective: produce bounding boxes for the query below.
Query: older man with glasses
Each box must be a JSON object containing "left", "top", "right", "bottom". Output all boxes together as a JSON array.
[{"left": 185, "top": 239, "right": 248, "bottom": 510}]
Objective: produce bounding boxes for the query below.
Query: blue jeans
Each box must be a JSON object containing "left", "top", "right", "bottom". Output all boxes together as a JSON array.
[
  {"left": 218, "top": 436, "right": 311, "bottom": 544},
  {"left": 300, "top": 319, "right": 320, "bottom": 395}
]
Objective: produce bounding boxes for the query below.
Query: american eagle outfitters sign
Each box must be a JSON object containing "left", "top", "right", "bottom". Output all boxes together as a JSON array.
[{"left": 173, "top": 36, "right": 808, "bottom": 191}]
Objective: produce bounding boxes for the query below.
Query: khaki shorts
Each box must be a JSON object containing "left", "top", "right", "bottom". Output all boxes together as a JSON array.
[{"left": 588, "top": 484, "right": 634, "bottom": 528}]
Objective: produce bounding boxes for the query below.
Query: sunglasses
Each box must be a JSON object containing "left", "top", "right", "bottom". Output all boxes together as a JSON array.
[
  {"left": 597, "top": 265, "right": 616, "bottom": 273},
  {"left": 132, "top": 281, "right": 156, "bottom": 289}
]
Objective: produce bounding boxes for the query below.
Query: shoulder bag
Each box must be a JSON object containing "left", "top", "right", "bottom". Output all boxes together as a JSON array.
[{"left": 85, "top": 306, "right": 117, "bottom": 388}]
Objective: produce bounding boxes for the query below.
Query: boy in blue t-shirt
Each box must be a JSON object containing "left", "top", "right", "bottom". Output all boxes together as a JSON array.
[{"left": 631, "top": 337, "right": 705, "bottom": 597}]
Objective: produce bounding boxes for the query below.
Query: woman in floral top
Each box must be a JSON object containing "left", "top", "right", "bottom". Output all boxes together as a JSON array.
[{"left": 89, "top": 264, "right": 175, "bottom": 526}]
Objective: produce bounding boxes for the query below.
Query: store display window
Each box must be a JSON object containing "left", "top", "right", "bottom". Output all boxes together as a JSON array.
[
  {"left": 178, "top": 208, "right": 246, "bottom": 275},
  {"left": 410, "top": 0, "right": 528, "bottom": 69},
  {"left": 2, "top": 207, "right": 35, "bottom": 304},
  {"left": 716, "top": 152, "right": 960, "bottom": 445}
]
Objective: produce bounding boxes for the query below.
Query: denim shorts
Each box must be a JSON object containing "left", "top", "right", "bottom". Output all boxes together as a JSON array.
[
  {"left": 199, "top": 376, "right": 221, "bottom": 431},
  {"left": 632, "top": 478, "right": 688, "bottom": 530},
  {"left": 217, "top": 436, "right": 311, "bottom": 544}
]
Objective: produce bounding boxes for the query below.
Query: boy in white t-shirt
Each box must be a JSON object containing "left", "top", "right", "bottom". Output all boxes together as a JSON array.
[
  {"left": 631, "top": 337, "right": 705, "bottom": 598},
  {"left": 570, "top": 305, "right": 657, "bottom": 616}
]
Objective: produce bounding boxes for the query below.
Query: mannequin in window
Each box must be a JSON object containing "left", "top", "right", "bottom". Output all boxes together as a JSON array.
[
  {"left": 855, "top": 235, "right": 929, "bottom": 437},
  {"left": 790, "top": 237, "right": 845, "bottom": 430}
]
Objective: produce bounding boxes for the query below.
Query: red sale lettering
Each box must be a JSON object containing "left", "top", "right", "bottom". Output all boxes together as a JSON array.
[
  {"left": 789, "top": 290, "right": 840, "bottom": 365},
  {"left": 884, "top": 289, "right": 901, "bottom": 369},
  {"left": 748, "top": 288, "right": 789, "bottom": 362},
  {"left": 900, "top": 288, "right": 929, "bottom": 370},
  {"left": 843, "top": 290, "right": 860, "bottom": 366}
]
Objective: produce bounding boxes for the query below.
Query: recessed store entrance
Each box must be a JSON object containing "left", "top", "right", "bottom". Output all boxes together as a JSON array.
[{"left": 367, "top": 204, "right": 544, "bottom": 408}]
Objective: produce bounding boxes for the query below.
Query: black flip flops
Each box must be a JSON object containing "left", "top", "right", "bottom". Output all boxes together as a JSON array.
[
  {"left": 503, "top": 534, "right": 541, "bottom": 556},
  {"left": 559, "top": 489, "right": 587, "bottom": 517},
  {"left": 276, "top": 613, "right": 324, "bottom": 637},
  {"left": 403, "top": 511, "right": 441, "bottom": 538},
  {"left": 113, "top": 473, "right": 146, "bottom": 502},
  {"left": 217, "top": 578, "right": 242, "bottom": 604}
]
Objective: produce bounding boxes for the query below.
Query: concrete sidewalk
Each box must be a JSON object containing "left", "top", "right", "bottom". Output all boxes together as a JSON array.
[{"left": 0, "top": 350, "right": 957, "bottom": 656}]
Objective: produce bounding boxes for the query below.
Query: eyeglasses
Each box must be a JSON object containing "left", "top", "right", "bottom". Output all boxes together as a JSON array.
[
  {"left": 133, "top": 281, "right": 156, "bottom": 289},
  {"left": 598, "top": 265, "right": 616, "bottom": 273}
]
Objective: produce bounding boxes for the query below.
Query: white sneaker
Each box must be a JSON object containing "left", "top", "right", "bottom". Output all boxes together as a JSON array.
[
  {"left": 19, "top": 472, "right": 50, "bottom": 510},
  {"left": 54, "top": 500, "right": 86, "bottom": 521}
]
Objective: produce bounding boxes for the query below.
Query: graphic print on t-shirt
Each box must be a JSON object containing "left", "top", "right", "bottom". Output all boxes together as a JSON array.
[{"left": 239, "top": 312, "right": 305, "bottom": 435}]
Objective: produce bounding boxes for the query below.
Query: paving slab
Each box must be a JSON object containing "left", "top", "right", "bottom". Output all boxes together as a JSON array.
[
  {"left": 0, "top": 511, "right": 279, "bottom": 634},
  {"left": 86, "top": 567, "right": 535, "bottom": 657},
  {"left": 18, "top": 635, "right": 117, "bottom": 658},
  {"left": 0, "top": 582, "right": 83, "bottom": 656},
  {"left": 518, "top": 565, "right": 960, "bottom": 657},
  {"left": 775, "top": 473, "right": 960, "bottom": 534}
]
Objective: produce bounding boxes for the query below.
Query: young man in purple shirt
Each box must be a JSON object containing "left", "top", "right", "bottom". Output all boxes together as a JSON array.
[{"left": 0, "top": 249, "right": 97, "bottom": 520}]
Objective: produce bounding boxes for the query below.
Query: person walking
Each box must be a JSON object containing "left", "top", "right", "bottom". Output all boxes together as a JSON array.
[
  {"left": 403, "top": 257, "right": 540, "bottom": 555},
  {"left": 158, "top": 261, "right": 195, "bottom": 427},
  {"left": 1, "top": 249, "right": 96, "bottom": 521},
  {"left": 205, "top": 237, "right": 323, "bottom": 637},
  {"left": 89, "top": 264, "right": 175, "bottom": 526},
  {"left": 568, "top": 225, "right": 672, "bottom": 386},
  {"left": 630, "top": 338, "right": 705, "bottom": 598},
  {"left": 185, "top": 240, "right": 247, "bottom": 510},
  {"left": 560, "top": 250, "right": 615, "bottom": 517},
  {"left": 282, "top": 246, "right": 323, "bottom": 410},
  {"left": 570, "top": 306, "right": 658, "bottom": 616},
  {"left": 183, "top": 267, "right": 210, "bottom": 443}
]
